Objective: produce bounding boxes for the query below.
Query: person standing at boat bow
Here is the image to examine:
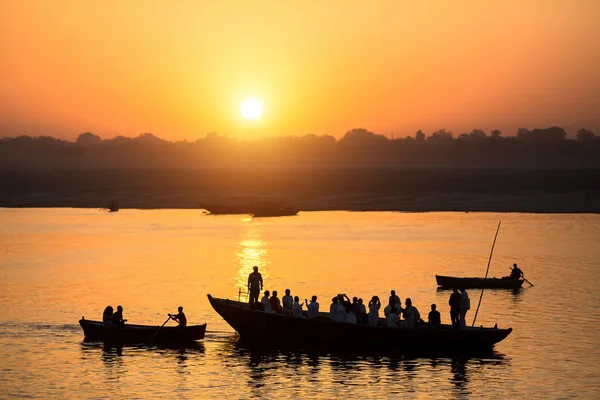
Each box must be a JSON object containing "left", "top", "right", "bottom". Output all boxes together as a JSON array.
[{"left": 248, "top": 266, "right": 263, "bottom": 309}]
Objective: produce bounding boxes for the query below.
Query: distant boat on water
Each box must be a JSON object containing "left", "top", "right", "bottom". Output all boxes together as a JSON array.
[
  {"left": 100, "top": 202, "right": 119, "bottom": 212},
  {"left": 202, "top": 202, "right": 299, "bottom": 217},
  {"left": 435, "top": 275, "right": 525, "bottom": 289}
]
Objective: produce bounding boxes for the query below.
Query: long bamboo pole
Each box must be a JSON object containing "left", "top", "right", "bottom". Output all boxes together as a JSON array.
[{"left": 472, "top": 221, "right": 501, "bottom": 327}]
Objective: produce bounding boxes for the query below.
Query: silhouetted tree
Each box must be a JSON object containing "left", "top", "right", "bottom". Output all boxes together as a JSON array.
[
  {"left": 576, "top": 129, "right": 596, "bottom": 143},
  {"left": 491, "top": 129, "right": 502, "bottom": 138},
  {"left": 469, "top": 129, "right": 487, "bottom": 139},
  {"left": 428, "top": 129, "right": 453, "bottom": 141},
  {"left": 76, "top": 132, "right": 102, "bottom": 146},
  {"left": 415, "top": 130, "right": 426, "bottom": 142}
]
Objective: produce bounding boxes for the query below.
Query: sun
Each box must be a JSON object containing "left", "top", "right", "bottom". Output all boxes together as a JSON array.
[{"left": 240, "top": 98, "right": 263, "bottom": 120}]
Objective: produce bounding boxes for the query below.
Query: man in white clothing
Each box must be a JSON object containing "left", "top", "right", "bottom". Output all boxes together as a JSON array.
[
  {"left": 400, "top": 298, "right": 420, "bottom": 329},
  {"left": 305, "top": 296, "right": 319, "bottom": 319},
  {"left": 386, "top": 307, "right": 399, "bottom": 327},
  {"left": 261, "top": 290, "right": 273, "bottom": 313},
  {"left": 282, "top": 289, "right": 293, "bottom": 314},
  {"left": 292, "top": 296, "right": 304, "bottom": 318}
]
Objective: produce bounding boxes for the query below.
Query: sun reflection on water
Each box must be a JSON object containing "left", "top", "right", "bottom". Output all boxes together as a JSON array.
[{"left": 234, "top": 220, "right": 270, "bottom": 298}]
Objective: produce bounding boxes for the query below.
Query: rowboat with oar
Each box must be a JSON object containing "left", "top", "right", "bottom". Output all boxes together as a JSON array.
[
  {"left": 78, "top": 317, "right": 206, "bottom": 344},
  {"left": 435, "top": 275, "right": 525, "bottom": 289},
  {"left": 207, "top": 295, "right": 512, "bottom": 351}
]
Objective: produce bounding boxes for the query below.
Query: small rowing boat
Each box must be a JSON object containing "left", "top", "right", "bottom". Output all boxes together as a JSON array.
[
  {"left": 78, "top": 317, "right": 206, "bottom": 344},
  {"left": 435, "top": 275, "right": 525, "bottom": 289}
]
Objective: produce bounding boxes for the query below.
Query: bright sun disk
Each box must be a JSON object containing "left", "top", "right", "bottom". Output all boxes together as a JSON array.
[{"left": 240, "top": 98, "right": 263, "bottom": 120}]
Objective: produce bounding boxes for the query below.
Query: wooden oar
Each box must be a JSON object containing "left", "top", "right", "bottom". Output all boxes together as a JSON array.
[
  {"left": 151, "top": 316, "right": 171, "bottom": 342},
  {"left": 523, "top": 276, "right": 534, "bottom": 287},
  {"left": 509, "top": 267, "right": 534, "bottom": 287}
]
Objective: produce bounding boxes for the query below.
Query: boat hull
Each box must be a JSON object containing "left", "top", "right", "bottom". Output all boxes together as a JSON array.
[
  {"left": 79, "top": 319, "right": 206, "bottom": 344},
  {"left": 436, "top": 275, "right": 525, "bottom": 289},
  {"left": 207, "top": 295, "right": 512, "bottom": 351}
]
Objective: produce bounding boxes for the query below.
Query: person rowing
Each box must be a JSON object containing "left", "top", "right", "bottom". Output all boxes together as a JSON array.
[
  {"left": 510, "top": 263, "right": 524, "bottom": 280},
  {"left": 168, "top": 306, "right": 187, "bottom": 328}
]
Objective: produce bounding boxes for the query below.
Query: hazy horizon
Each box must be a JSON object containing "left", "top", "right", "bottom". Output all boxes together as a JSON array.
[{"left": 2, "top": 1, "right": 599, "bottom": 141}]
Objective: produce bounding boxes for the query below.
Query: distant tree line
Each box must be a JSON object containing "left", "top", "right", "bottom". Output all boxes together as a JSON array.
[{"left": 1, "top": 127, "right": 599, "bottom": 169}]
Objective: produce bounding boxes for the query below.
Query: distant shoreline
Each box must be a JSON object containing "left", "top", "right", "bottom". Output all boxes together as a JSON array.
[{"left": 1, "top": 168, "right": 599, "bottom": 213}]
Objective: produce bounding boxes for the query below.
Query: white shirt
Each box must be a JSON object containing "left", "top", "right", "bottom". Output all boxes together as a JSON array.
[
  {"left": 403, "top": 306, "right": 420, "bottom": 329},
  {"left": 292, "top": 301, "right": 303, "bottom": 317},
  {"left": 282, "top": 295, "right": 293, "bottom": 310},
  {"left": 336, "top": 303, "right": 347, "bottom": 322},
  {"left": 368, "top": 303, "right": 380, "bottom": 326},
  {"left": 346, "top": 311, "right": 357, "bottom": 324},
  {"left": 387, "top": 312, "right": 399, "bottom": 327},
  {"left": 307, "top": 301, "right": 319, "bottom": 319},
  {"left": 330, "top": 303, "right": 339, "bottom": 321},
  {"left": 261, "top": 296, "right": 272, "bottom": 312}
]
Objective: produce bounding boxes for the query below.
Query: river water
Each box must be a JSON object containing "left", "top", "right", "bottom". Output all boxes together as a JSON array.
[{"left": 1, "top": 209, "right": 599, "bottom": 398}]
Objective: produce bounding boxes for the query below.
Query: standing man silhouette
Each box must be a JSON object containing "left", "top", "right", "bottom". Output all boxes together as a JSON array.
[{"left": 247, "top": 266, "right": 263, "bottom": 309}]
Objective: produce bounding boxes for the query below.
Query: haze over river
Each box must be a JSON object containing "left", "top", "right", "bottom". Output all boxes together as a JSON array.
[{"left": 1, "top": 209, "right": 599, "bottom": 398}]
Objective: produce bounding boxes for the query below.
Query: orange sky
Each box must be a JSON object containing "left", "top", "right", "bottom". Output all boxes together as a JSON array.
[{"left": 1, "top": 0, "right": 599, "bottom": 140}]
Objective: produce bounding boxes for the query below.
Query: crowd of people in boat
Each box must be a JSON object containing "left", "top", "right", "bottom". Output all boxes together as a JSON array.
[{"left": 248, "top": 266, "right": 473, "bottom": 330}]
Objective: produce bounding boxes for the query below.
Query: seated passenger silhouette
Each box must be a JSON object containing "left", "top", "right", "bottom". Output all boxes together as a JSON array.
[{"left": 428, "top": 304, "right": 441, "bottom": 329}]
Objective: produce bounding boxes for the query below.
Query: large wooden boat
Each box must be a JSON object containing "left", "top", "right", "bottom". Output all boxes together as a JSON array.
[
  {"left": 207, "top": 295, "right": 512, "bottom": 351},
  {"left": 435, "top": 275, "right": 525, "bottom": 289},
  {"left": 78, "top": 318, "right": 206, "bottom": 344}
]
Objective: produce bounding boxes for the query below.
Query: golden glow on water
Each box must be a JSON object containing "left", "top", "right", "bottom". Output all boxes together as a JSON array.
[
  {"left": 235, "top": 218, "right": 270, "bottom": 296},
  {"left": 1, "top": 209, "right": 600, "bottom": 398}
]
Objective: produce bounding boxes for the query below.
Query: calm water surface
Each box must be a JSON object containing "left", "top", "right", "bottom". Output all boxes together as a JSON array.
[{"left": 1, "top": 209, "right": 599, "bottom": 398}]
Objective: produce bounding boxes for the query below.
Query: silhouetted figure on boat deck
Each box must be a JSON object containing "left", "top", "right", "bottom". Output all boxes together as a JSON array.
[
  {"left": 292, "top": 296, "right": 305, "bottom": 318},
  {"left": 330, "top": 297, "right": 342, "bottom": 322},
  {"left": 389, "top": 290, "right": 401, "bottom": 313},
  {"left": 337, "top": 294, "right": 351, "bottom": 322},
  {"left": 282, "top": 289, "right": 293, "bottom": 314},
  {"left": 449, "top": 288, "right": 461, "bottom": 329},
  {"left": 305, "top": 295, "right": 319, "bottom": 319},
  {"left": 357, "top": 298, "right": 367, "bottom": 324},
  {"left": 261, "top": 290, "right": 273, "bottom": 313},
  {"left": 368, "top": 296, "right": 381, "bottom": 326},
  {"left": 169, "top": 306, "right": 187, "bottom": 328},
  {"left": 508, "top": 263, "right": 524, "bottom": 280},
  {"left": 459, "top": 289, "right": 470, "bottom": 330},
  {"left": 386, "top": 303, "right": 400, "bottom": 327},
  {"left": 247, "top": 266, "right": 263, "bottom": 309},
  {"left": 428, "top": 304, "right": 441, "bottom": 329},
  {"left": 102, "top": 306, "right": 114, "bottom": 327},
  {"left": 270, "top": 290, "right": 281, "bottom": 313},
  {"left": 112, "top": 305, "right": 127, "bottom": 327},
  {"left": 344, "top": 302, "right": 358, "bottom": 324},
  {"left": 400, "top": 298, "right": 421, "bottom": 329},
  {"left": 351, "top": 297, "right": 359, "bottom": 318}
]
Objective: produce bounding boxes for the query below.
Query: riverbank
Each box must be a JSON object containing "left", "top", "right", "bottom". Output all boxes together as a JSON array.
[{"left": 1, "top": 168, "right": 599, "bottom": 213}]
